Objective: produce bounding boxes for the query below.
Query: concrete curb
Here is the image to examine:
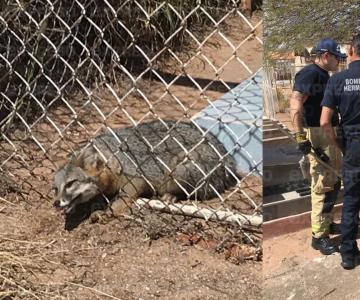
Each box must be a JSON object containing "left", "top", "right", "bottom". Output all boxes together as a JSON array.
[{"left": 264, "top": 203, "right": 343, "bottom": 240}]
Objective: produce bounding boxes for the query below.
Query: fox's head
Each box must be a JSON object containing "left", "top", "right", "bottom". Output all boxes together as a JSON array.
[
  {"left": 53, "top": 163, "right": 100, "bottom": 215},
  {"left": 53, "top": 143, "right": 124, "bottom": 214}
]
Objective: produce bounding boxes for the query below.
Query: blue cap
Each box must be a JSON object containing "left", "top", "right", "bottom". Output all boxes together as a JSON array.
[{"left": 314, "top": 38, "right": 347, "bottom": 59}]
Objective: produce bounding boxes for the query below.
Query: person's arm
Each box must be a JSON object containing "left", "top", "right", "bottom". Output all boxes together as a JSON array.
[
  {"left": 290, "top": 91, "right": 309, "bottom": 133},
  {"left": 321, "top": 75, "right": 342, "bottom": 152},
  {"left": 320, "top": 107, "right": 337, "bottom": 144},
  {"left": 320, "top": 106, "right": 343, "bottom": 153},
  {"left": 290, "top": 90, "right": 312, "bottom": 154},
  {"left": 290, "top": 67, "right": 314, "bottom": 155}
]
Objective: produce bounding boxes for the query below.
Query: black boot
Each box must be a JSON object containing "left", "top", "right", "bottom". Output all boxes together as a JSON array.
[
  {"left": 341, "top": 255, "right": 356, "bottom": 270},
  {"left": 340, "top": 247, "right": 360, "bottom": 270},
  {"left": 311, "top": 237, "right": 339, "bottom": 255},
  {"left": 329, "top": 222, "right": 341, "bottom": 234}
]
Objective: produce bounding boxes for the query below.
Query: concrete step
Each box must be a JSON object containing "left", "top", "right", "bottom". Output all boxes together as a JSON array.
[
  {"left": 263, "top": 135, "right": 293, "bottom": 146},
  {"left": 263, "top": 119, "right": 276, "bottom": 125},
  {"left": 263, "top": 163, "right": 303, "bottom": 187},
  {"left": 263, "top": 190, "right": 343, "bottom": 221},
  {"left": 263, "top": 123, "right": 283, "bottom": 130},
  {"left": 263, "top": 128, "right": 290, "bottom": 139}
]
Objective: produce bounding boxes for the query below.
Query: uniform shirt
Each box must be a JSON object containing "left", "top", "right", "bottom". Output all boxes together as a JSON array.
[
  {"left": 321, "top": 60, "right": 360, "bottom": 136},
  {"left": 293, "top": 63, "right": 339, "bottom": 127}
]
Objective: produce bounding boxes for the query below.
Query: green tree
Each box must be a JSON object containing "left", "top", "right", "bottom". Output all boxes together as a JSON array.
[{"left": 264, "top": 0, "right": 360, "bottom": 54}]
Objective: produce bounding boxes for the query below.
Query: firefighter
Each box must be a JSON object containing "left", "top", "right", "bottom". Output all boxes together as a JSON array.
[
  {"left": 321, "top": 33, "right": 360, "bottom": 269},
  {"left": 290, "top": 38, "right": 345, "bottom": 255}
]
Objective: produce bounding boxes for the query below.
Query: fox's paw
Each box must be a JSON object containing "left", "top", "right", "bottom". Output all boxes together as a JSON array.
[
  {"left": 89, "top": 209, "right": 112, "bottom": 224},
  {"left": 160, "top": 193, "right": 178, "bottom": 203},
  {"left": 110, "top": 197, "right": 133, "bottom": 216}
]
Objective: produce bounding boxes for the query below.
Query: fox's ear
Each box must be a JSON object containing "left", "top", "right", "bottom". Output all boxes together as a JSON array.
[
  {"left": 74, "top": 150, "right": 86, "bottom": 169},
  {"left": 74, "top": 148, "right": 104, "bottom": 171},
  {"left": 54, "top": 159, "right": 68, "bottom": 173},
  {"left": 89, "top": 153, "right": 105, "bottom": 170},
  {"left": 107, "top": 156, "right": 123, "bottom": 175}
]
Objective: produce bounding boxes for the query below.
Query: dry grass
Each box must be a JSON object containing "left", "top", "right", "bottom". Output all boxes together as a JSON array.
[{"left": 276, "top": 87, "right": 291, "bottom": 113}]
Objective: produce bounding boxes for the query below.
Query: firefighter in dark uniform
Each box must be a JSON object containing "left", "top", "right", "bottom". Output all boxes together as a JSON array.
[
  {"left": 321, "top": 33, "right": 360, "bottom": 269},
  {"left": 291, "top": 38, "right": 345, "bottom": 255}
]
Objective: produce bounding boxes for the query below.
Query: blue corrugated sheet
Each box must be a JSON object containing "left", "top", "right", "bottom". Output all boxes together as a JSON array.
[{"left": 194, "top": 70, "right": 262, "bottom": 176}]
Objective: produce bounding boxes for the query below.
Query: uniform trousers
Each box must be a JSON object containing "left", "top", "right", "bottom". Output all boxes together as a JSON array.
[{"left": 305, "top": 127, "right": 342, "bottom": 238}]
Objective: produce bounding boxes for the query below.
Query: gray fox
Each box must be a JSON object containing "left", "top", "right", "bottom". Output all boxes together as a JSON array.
[{"left": 53, "top": 120, "right": 238, "bottom": 214}]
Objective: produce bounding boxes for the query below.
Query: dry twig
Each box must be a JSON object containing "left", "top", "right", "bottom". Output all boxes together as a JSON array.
[{"left": 67, "top": 282, "right": 123, "bottom": 300}]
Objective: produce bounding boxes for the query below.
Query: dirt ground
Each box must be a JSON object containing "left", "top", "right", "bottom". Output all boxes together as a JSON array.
[
  {"left": 264, "top": 112, "right": 360, "bottom": 299},
  {"left": 0, "top": 13, "right": 263, "bottom": 300},
  {"left": 0, "top": 181, "right": 262, "bottom": 300},
  {"left": 263, "top": 227, "right": 360, "bottom": 300}
]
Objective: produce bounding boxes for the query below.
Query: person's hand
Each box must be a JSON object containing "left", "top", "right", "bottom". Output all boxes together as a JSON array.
[
  {"left": 336, "top": 127, "right": 345, "bottom": 155},
  {"left": 336, "top": 138, "right": 345, "bottom": 155},
  {"left": 295, "top": 132, "right": 312, "bottom": 155}
]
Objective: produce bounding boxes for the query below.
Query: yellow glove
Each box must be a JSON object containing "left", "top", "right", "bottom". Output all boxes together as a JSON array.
[{"left": 295, "top": 132, "right": 312, "bottom": 155}]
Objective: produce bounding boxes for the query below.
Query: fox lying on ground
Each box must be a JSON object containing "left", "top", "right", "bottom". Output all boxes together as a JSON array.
[{"left": 53, "top": 120, "right": 239, "bottom": 215}]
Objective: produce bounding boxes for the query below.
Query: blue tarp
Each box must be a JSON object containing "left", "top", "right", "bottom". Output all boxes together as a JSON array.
[{"left": 194, "top": 70, "right": 263, "bottom": 176}]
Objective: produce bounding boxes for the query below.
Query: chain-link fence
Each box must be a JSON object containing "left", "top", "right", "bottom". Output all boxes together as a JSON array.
[
  {"left": 1, "top": 1, "right": 262, "bottom": 298},
  {"left": 263, "top": 64, "right": 277, "bottom": 119},
  {"left": 264, "top": 52, "right": 349, "bottom": 119}
]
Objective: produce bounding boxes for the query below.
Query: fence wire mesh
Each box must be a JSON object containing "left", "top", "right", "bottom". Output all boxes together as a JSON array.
[
  {"left": 264, "top": 54, "right": 348, "bottom": 119},
  {"left": 1, "top": 1, "right": 262, "bottom": 298}
]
